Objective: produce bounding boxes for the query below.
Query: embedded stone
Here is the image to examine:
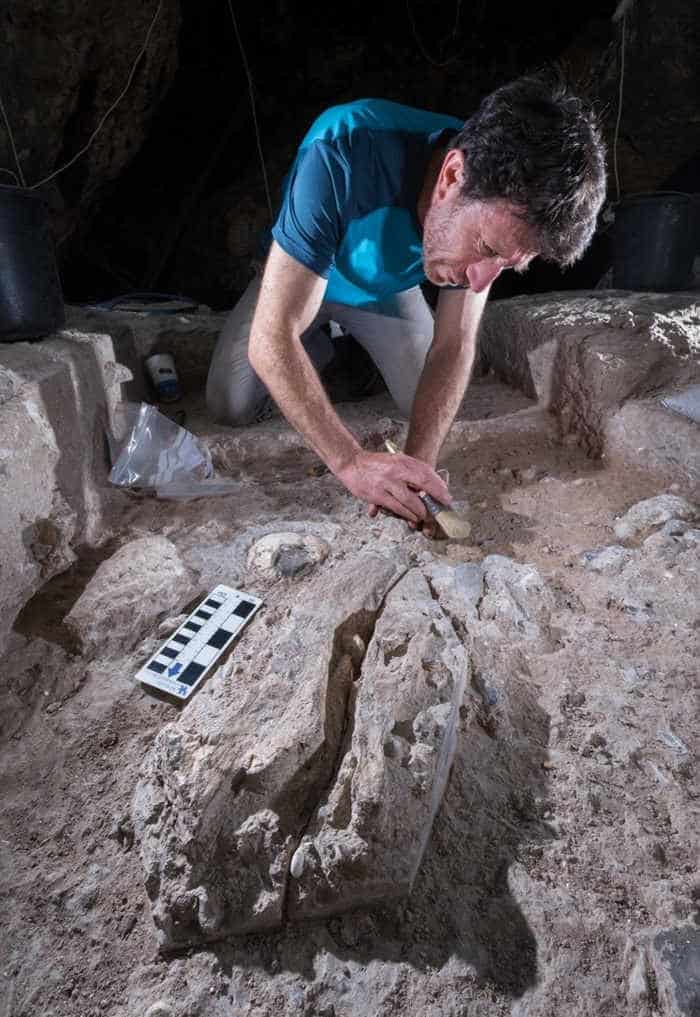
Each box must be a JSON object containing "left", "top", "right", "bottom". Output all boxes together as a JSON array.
[
  {"left": 580, "top": 545, "right": 633, "bottom": 574},
  {"left": 64, "top": 536, "right": 197, "bottom": 658},
  {"left": 288, "top": 567, "right": 469, "bottom": 920},
  {"left": 649, "top": 926, "right": 700, "bottom": 1017},
  {"left": 613, "top": 495, "right": 699, "bottom": 541},
  {"left": 132, "top": 553, "right": 403, "bottom": 948},
  {"left": 247, "top": 531, "right": 330, "bottom": 577}
]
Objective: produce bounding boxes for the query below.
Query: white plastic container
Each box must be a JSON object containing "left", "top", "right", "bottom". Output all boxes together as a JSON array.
[{"left": 145, "top": 353, "right": 180, "bottom": 402}]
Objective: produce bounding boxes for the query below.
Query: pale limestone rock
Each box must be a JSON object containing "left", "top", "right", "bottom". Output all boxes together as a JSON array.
[
  {"left": 613, "top": 494, "right": 699, "bottom": 541},
  {"left": 477, "top": 555, "right": 554, "bottom": 645},
  {"left": 626, "top": 949, "right": 650, "bottom": 1005},
  {"left": 132, "top": 553, "right": 403, "bottom": 948},
  {"left": 580, "top": 545, "right": 633, "bottom": 574},
  {"left": 288, "top": 568, "right": 469, "bottom": 919},
  {"left": 247, "top": 531, "right": 329, "bottom": 577},
  {"left": 596, "top": 521, "right": 700, "bottom": 628},
  {"left": 64, "top": 536, "right": 197, "bottom": 658},
  {"left": 481, "top": 292, "right": 700, "bottom": 462}
]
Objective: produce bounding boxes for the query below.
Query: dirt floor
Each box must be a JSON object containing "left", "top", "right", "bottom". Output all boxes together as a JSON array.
[{"left": 1, "top": 376, "right": 698, "bottom": 1017}]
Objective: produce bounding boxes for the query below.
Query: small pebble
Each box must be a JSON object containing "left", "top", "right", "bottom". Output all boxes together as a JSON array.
[
  {"left": 145, "top": 1004, "right": 174, "bottom": 1017},
  {"left": 118, "top": 913, "right": 137, "bottom": 939},
  {"left": 290, "top": 846, "right": 306, "bottom": 879}
]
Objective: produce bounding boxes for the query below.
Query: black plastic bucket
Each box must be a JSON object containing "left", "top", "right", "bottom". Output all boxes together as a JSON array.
[
  {"left": 612, "top": 191, "right": 696, "bottom": 291},
  {"left": 0, "top": 184, "right": 65, "bottom": 341}
]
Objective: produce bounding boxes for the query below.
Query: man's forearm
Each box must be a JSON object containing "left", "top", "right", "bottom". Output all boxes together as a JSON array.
[
  {"left": 249, "top": 323, "right": 361, "bottom": 474},
  {"left": 247, "top": 242, "right": 451, "bottom": 520},
  {"left": 405, "top": 337, "right": 476, "bottom": 467}
]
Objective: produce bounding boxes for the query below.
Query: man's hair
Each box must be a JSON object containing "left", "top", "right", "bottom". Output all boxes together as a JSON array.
[{"left": 451, "top": 73, "right": 607, "bottom": 267}]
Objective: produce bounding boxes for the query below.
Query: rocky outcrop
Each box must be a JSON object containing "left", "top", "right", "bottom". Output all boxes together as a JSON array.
[
  {"left": 287, "top": 568, "right": 469, "bottom": 920},
  {"left": 132, "top": 554, "right": 406, "bottom": 947},
  {"left": 0, "top": 310, "right": 225, "bottom": 660},
  {"left": 0, "top": 330, "right": 128, "bottom": 657},
  {"left": 564, "top": 0, "right": 700, "bottom": 195},
  {"left": 131, "top": 546, "right": 567, "bottom": 949}
]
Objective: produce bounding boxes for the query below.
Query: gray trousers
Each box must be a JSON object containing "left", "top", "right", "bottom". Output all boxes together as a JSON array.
[{"left": 205, "top": 272, "right": 435, "bottom": 425}]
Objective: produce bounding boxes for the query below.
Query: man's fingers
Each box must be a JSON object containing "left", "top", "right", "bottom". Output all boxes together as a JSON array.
[
  {"left": 412, "top": 472, "right": 451, "bottom": 507},
  {"left": 381, "top": 492, "right": 420, "bottom": 524},
  {"left": 387, "top": 485, "right": 429, "bottom": 522},
  {"left": 390, "top": 454, "right": 451, "bottom": 506},
  {"left": 338, "top": 451, "right": 451, "bottom": 522}
]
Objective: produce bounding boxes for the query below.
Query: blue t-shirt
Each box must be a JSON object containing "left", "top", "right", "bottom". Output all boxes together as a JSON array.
[{"left": 270, "top": 99, "right": 462, "bottom": 311}]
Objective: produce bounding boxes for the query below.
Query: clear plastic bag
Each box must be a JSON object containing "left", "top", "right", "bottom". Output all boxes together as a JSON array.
[{"left": 109, "top": 402, "right": 214, "bottom": 491}]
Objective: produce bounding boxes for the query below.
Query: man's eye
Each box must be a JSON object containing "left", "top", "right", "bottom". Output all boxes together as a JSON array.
[{"left": 480, "top": 241, "right": 497, "bottom": 258}]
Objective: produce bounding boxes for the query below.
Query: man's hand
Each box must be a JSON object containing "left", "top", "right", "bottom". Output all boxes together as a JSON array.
[{"left": 335, "top": 450, "right": 451, "bottom": 524}]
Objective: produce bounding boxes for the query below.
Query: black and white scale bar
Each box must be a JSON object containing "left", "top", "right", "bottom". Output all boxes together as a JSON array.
[{"left": 136, "top": 584, "right": 263, "bottom": 700}]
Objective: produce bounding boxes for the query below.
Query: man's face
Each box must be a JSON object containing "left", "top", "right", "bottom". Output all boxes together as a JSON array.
[{"left": 421, "top": 150, "right": 539, "bottom": 292}]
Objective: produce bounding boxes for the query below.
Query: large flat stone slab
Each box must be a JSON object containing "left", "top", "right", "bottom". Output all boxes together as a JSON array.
[{"left": 133, "top": 549, "right": 558, "bottom": 948}]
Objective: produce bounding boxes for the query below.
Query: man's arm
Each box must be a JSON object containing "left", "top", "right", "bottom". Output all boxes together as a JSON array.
[
  {"left": 248, "top": 241, "right": 451, "bottom": 523},
  {"left": 405, "top": 285, "right": 490, "bottom": 468}
]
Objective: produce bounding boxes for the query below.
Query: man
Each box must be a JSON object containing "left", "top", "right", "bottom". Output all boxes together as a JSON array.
[{"left": 206, "top": 75, "right": 606, "bottom": 533}]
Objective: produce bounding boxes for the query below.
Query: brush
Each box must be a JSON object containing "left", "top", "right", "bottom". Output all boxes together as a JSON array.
[{"left": 384, "top": 440, "right": 471, "bottom": 540}]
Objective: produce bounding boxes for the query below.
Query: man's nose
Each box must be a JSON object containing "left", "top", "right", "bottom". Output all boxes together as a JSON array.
[{"left": 466, "top": 259, "right": 503, "bottom": 293}]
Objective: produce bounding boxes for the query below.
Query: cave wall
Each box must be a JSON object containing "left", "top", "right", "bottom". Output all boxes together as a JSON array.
[
  {"left": 1, "top": 0, "right": 181, "bottom": 234},
  {"left": 563, "top": 0, "right": 700, "bottom": 197},
  {"left": 2, "top": 0, "right": 698, "bottom": 308}
]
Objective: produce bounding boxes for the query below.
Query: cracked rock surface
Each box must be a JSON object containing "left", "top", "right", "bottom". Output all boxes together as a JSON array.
[{"left": 134, "top": 549, "right": 568, "bottom": 945}]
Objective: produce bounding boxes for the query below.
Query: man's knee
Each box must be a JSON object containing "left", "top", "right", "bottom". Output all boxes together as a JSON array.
[
  {"left": 391, "top": 392, "right": 416, "bottom": 420},
  {"left": 205, "top": 374, "right": 261, "bottom": 427}
]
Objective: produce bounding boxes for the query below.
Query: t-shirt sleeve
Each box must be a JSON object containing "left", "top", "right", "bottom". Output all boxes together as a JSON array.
[{"left": 271, "top": 140, "right": 349, "bottom": 278}]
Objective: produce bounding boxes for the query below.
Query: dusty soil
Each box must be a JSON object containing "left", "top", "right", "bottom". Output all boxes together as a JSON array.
[{"left": 1, "top": 376, "right": 697, "bottom": 1017}]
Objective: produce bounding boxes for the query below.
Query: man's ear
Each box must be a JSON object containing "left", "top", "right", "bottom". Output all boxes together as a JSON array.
[{"left": 436, "top": 148, "right": 466, "bottom": 200}]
